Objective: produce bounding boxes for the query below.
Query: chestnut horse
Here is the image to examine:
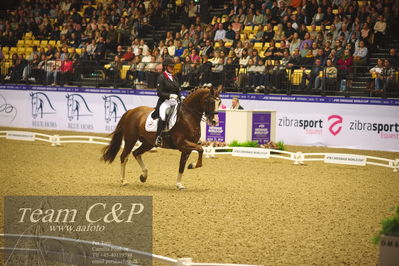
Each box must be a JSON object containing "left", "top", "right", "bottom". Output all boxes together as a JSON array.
[{"left": 102, "top": 86, "right": 222, "bottom": 189}]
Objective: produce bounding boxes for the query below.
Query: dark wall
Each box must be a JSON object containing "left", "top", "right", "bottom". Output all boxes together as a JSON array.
[{"left": 0, "top": 0, "right": 20, "bottom": 10}]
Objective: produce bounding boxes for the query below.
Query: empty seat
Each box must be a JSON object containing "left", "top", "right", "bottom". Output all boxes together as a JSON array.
[{"left": 17, "top": 40, "right": 24, "bottom": 47}]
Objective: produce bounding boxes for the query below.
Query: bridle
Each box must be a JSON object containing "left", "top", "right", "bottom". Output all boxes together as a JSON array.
[{"left": 181, "top": 92, "right": 220, "bottom": 123}]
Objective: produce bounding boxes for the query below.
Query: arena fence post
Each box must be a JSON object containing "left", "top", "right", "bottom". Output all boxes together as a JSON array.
[{"left": 176, "top": 258, "right": 193, "bottom": 266}]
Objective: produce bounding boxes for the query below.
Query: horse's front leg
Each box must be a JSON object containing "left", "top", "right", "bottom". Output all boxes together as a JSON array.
[
  {"left": 188, "top": 145, "right": 203, "bottom": 169},
  {"left": 177, "top": 151, "right": 192, "bottom": 190}
]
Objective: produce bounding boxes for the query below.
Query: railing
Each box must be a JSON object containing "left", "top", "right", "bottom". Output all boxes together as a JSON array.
[
  {"left": 203, "top": 146, "right": 399, "bottom": 172},
  {"left": 1, "top": 58, "right": 398, "bottom": 97},
  {"left": 0, "top": 234, "right": 259, "bottom": 266},
  {"left": 2, "top": 130, "right": 398, "bottom": 173}
]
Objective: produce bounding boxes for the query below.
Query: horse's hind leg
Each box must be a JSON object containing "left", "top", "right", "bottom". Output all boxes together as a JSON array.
[
  {"left": 133, "top": 141, "right": 154, "bottom": 183},
  {"left": 120, "top": 138, "right": 137, "bottom": 186}
]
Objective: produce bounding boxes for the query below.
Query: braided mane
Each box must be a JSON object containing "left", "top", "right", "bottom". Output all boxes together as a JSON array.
[{"left": 183, "top": 86, "right": 210, "bottom": 105}]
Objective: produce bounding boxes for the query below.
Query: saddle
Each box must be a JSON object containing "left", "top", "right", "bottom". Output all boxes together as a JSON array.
[{"left": 145, "top": 104, "right": 178, "bottom": 132}]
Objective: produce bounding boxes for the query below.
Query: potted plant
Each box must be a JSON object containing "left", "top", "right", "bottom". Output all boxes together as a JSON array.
[{"left": 373, "top": 206, "right": 399, "bottom": 266}]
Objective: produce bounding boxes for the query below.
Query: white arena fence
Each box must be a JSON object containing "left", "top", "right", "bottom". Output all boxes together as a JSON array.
[
  {"left": 1, "top": 130, "right": 398, "bottom": 172},
  {"left": 0, "top": 234, "right": 258, "bottom": 266}
]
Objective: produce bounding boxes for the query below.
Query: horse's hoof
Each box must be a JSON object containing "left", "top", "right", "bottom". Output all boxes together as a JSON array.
[
  {"left": 176, "top": 183, "right": 186, "bottom": 190},
  {"left": 188, "top": 163, "right": 196, "bottom": 169},
  {"left": 139, "top": 175, "right": 147, "bottom": 183}
]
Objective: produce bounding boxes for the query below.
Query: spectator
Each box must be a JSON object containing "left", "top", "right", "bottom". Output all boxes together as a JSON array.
[
  {"left": 246, "top": 58, "right": 257, "bottom": 90},
  {"left": 214, "top": 23, "right": 226, "bottom": 41},
  {"left": 211, "top": 57, "right": 224, "bottom": 86},
  {"left": 122, "top": 46, "right": 135, "bottom": 64},
  {"left": 46, "top": 52, "right": 61, "bottom": 86},
  {"left": 254, "top": 59, "right": 266, "bottom": 92},
  {"left": 181, "top": 56, "right": 195, "bottom": 88},
  {"left": 336, "top": 49, "right": 353, "bottom": 91},
  {"left": 378, "top": 59, "right": 396, "bottom": 92},
  {"left": 388, "top": 49, "right": 399, "bottom": 68},
  {"left": 60, "top": 54, "right": 74, "bottom": 85},
  {"left": 319, "top": 58, "right": 338, "bottom": 91},
  {"left": 352, "top": 40, "right": 368, "bottom": 74},
  {"left": 374, "top": 15, "right": 387, "bottom": 48},
  {"left": 145, "top": 56, "right": 159, "bottom": 89},
  {"left": 301, "top": 58, "right": 323, "bottom": 90},
  {"left": 104, "top": 55, "right": 122, "bottom": 83},
  {"left": 368, "top": 58, "right": 384, "bottom": 91}
]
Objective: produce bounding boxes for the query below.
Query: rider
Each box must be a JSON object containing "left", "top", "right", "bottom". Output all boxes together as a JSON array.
[{"left": 152, "top": 57, "right": 181, "bottom": 147}]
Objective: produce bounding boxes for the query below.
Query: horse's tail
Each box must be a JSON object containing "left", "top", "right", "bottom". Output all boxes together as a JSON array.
[{"left": 102, "top": 117, "right": 124, "bottom": 163}]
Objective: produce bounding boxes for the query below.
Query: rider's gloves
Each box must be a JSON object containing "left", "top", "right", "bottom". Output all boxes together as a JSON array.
[{"left": 169, "top": 94, "right": 178, "bottom": 99}]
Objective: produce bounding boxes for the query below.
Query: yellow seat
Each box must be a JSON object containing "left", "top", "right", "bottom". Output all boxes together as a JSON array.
[
  {"left": 56, "top": 41, "right": 62, "bottom": 47},
  {"left": 2, "top": 47, "right": 10, "bottom": 54},
  {"left": 24, "top": 32, "right": 33, "bottom": 40},
  {"left": 316, "top": 26, "right": 321, "bottom": 31},
  {"left": 25, "top": 40, "right": 33, "bottom": 47},
  {"left": 243, "top": 25, "right": 253, "bottom": 33},
  {"left": 290, "top": 69, "right": 303, "bottom": 85},
  {"left": 248, "top": 33, "right": 255, "bottom": 40},
  {"left": 273, "top": 26, "right": 278, "bottom": 31},
  {"left": 332, "top": 9, "right": 338, "bottom": 15},
  {"left": 76, "top": 48, "right": 82, "bottom": 54},
  {"left": 263, "top": 42, "right": 270, "bottom": 48},
  {"left": 17, "top": 40, "right": 25, "bottom": 47},
  {"left": 40, "top": 40, "right": 48, "bottom": 48},
  {"left": 306, "top": 26, "right": 312, "bottom": 31},
  {"left": 253, "top": 42, "right": 263, "bottom": 50},
  {"left": 275, "top": 42, "right": 281, "bottom": 48},
  {"left": 10, "top": 47, "right": 17, "bottom": 54},
  {"left": 17, "top": 47, "right": 25, "bottom": 55},
  {"left": 224, "top": 41, "right": 233, "bottom": 48},
  {"left": 239, "top": 67, "right": 247, "bottom": 74},
  {"left": 104, "top": 64, "right": 111, "bottom": 69},
  {"left": 214, "top": 42, "right": 220, "bottom": 48},
  {"left": 25, "top": 47, "right": 33, "bottom": 55},
  {"left": 121, "top": 65, "right": 130, "bottom": 79},
  {"left": 48, "top": 40, "right": 56, "bottom": 46},
  {"left": 290, "top": 69, "right": 311, "bottom": 85},
  {"left": 32, "top": 40, "right": 40, "bottom": 47}
]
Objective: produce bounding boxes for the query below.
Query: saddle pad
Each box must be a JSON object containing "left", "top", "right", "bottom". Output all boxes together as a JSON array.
[{"left": 145, "top": 109, "right": 178, "bottom": 132}]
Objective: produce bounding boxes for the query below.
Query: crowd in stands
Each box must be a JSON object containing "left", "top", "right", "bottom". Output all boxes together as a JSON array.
[{"left": 0, "top": 0, "right": 398, "bottom": 94}]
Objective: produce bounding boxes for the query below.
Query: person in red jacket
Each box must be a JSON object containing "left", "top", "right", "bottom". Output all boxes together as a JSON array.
[{"left": 336, "top": 49, "right": 353, "bottom": 91}]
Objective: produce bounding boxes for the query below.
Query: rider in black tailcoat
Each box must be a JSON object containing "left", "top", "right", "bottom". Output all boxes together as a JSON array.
[{"left": 152, "top": 57, "right": 181, "bottom": 146}]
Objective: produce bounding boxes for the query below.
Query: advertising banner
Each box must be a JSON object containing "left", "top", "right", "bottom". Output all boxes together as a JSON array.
[
  {"left": 251, "top": 112, "right": 271, "bottom": 144},
  {"left": 205, "top": 111, "right": 225, "bottom": 142}
]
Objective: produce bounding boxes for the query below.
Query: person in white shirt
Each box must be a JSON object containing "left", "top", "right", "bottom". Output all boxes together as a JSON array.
[{"left": 214, "top": 23, "right": 226, "bottom": 41}]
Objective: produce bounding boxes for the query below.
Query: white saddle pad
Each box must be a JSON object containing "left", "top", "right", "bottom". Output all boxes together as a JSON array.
[{"left": 145, "top": 108, "right": 178, "bottom": 133}]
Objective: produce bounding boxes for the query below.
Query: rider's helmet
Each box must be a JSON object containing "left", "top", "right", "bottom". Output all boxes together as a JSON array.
[{"left": 163, "top": 57, "right": 175, "bottom": 67}]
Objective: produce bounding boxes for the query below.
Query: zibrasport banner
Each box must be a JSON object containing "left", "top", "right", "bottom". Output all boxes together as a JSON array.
[{"left": 1, "top": 85, "right": 398, "bottom": 151}]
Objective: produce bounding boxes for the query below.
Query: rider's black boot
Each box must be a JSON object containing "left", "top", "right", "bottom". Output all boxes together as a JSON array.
[{"left": 155, "top": 119, "right": 165, "bottom": 147}]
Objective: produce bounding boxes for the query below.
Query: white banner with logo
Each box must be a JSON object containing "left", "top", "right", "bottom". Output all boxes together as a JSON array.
[{"left": 1, "top": 85, "right": 398, "bottom": 151}]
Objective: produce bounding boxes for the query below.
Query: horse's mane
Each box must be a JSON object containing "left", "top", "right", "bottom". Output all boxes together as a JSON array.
[{"left": 183, "top": 86, "right": 210, "bottom": 105}]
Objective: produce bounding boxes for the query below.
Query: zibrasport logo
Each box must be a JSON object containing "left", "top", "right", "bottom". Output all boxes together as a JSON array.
[{"left": 327, "top": 115, "right": 343, "bottom": 136}]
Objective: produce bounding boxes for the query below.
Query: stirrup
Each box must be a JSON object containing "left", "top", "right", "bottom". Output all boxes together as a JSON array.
[{"left": 155, "top": 136, "right": 163, "bottom": 147}]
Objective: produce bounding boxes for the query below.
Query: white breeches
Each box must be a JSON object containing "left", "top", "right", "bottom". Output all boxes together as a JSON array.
[{"left": 159, "top": 99, "right": 178, "bottom": 121}]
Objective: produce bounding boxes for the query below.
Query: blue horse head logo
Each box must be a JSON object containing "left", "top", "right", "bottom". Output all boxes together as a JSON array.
[
  {"left": 66, "top": 94, "right": 93, "bottom": 121},
  {"left": 102, "top": 95, "right": 128, "bottom": 123},
  {"left": 30, "top": 92, "right": 56, "bottom": 119}
]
